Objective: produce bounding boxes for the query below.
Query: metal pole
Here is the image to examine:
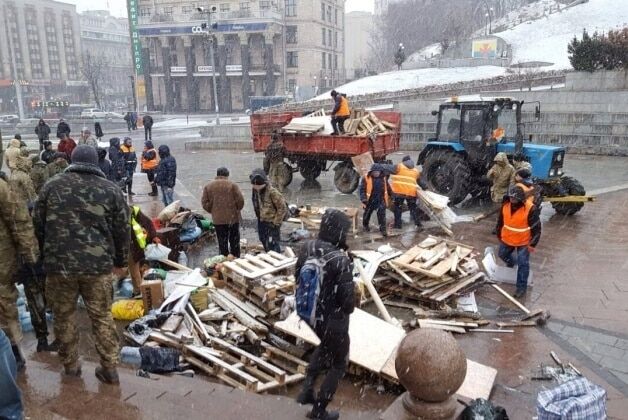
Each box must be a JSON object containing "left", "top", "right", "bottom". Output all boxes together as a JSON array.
[
  {"left": 206, "top": 11, "right": 220, "bottom": 125},
  {"left": 130, "top": 75, "right": 138, "bottom": 112},
  {"left": 6, "top": 26, "right": 24, "bottom": 120}
]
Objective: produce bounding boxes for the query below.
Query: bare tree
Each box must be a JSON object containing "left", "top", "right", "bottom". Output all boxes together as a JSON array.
[{"left": 81, "top": 52, "right": 107, "bottom": 109}]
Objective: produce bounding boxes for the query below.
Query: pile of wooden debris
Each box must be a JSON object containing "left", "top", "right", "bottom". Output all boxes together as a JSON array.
[{"left": 343, "top": 109, "right": 397, "bottom": 136}]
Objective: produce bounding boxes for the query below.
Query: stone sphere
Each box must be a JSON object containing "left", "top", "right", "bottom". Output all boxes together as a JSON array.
[{"left": 395, "top": 329, "right": 467, "bottom": 402}]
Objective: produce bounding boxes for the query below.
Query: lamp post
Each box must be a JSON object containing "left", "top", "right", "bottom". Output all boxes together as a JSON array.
[
  {"left": 481, "top": 1, "right": 494, "bottom": 35},
  {"left": 197, "top": 6, "right": 220, "bottom": 125},
  {"left": 129, "top": 75, "right": 138, "bottom": 112}
]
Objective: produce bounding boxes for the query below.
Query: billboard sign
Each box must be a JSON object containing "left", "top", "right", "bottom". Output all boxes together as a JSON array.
[
  {"left": 472, "top": 39, "right": 497, "bottom": 59},
  {"left": 127, "top": 0, "right": 143, "bottom": 75}
]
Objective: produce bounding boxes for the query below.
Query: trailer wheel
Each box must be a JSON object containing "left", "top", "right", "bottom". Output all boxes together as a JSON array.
[
  {"left": 422, "top": 149, "right": 471, "bottom": 205},
  {"left": 552, "top": 177, "right": 585, "bottom": 215},
  {"left": 334, "top": 162, "right": 360, "bottom": 194},
  {"left": 299, "top": 160, "right": 323, "bottom": 181},
  {"left": 279, "top": 162, "right": 293, "bottom": 188}
]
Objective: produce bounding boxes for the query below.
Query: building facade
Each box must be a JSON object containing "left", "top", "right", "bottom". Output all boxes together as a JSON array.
[
  {"left": 136, "top": 0, "right": 285, "bottom": 113},
  {"left": 344, "top": 10, "right": 372, "bottom": 81},
  {"left": 284, "top": 0, "right": 346, "bottom": 99},
  {"left": 80, "top": 10, "right": 133, "bottom": 108},
  {"left": 0, "top": 0, "right": 85, "bottom": 114},
  {"left": 374, "top": 0, "right": 404, "bottom": 16}
]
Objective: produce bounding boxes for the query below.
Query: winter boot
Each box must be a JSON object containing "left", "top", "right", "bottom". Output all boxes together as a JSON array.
[
  {"left": 149, "top": 184, "right": 158, "bottom": 196},
  {"left": 296, "top": 387, "right": 316, "bottom": 405},
  {"left": 11, "top": 344, "right": 25, "bottom": 371},
  {"left": 64, "top": 362, "right": 82, "bottom": 377},
  {"left": 96, "top": 366, "right": 120, "bottom": 385},
  {"left": 307, "top": 400, "right": 339, "bottom": 420},
  {"left": 37, "top": 338, "right": 60, "bottom": 352}
]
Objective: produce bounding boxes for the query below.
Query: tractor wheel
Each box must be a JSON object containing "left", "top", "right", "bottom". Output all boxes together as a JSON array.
[
  {"left": 552, "top": 177, "right": 586, "bottom": 216},
  {"left": 334, "top": 162, "right": 360, "bottom": 194},
  {"left": 422, "top": 149, "right": 471, "bottom": 205},
  {"left": 299, "top": 160, "right": 323, "bottom": 181}
]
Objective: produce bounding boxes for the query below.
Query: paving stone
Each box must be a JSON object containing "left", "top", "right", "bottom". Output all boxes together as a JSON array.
[
  {"left": 547, "top": 322, "right": 564, "bottom": 333},
  {"left": 592, "top": 343, "right": 625, "bottom": 360},
  {"left": 585, "top": 330, "right": 619, "bottom": 347},
  {"left": 615, "top": 338, "right": 628, "bottom": 351},
  {"left": 567, "top": 336, "right": 595, "bottom": 354},
  {"left": 610, "top": 370, "right": 628, "bottom": 386},
  {"left": 600, "top": 356, "right": 628, "bottom": 374},
  {"left": 561, "top": 325, "right": 590, "bottom": 340}
]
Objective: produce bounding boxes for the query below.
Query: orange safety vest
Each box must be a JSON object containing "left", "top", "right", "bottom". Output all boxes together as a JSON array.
[
  {"left": 365, "top": 175, "right": 389, "bottom": 205},
  {"left": 515, "top": 182, "right": 535, "bottom": 205},
  {"left": 390, "top": 163, "right": 420, "bottom": 197},
  {"left": 141, "top": 148, "right": 159, "bottom": 171},
  {"left": 336, "top": 96, "right": 350, "bottom": 117},
  {"left": 501, "top": 200, "right": 534, "bottom": 247}
]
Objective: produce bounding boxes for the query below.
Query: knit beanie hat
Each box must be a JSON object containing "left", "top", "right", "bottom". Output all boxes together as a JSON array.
[{"left": 71, "top": 145, "right": 98, "bottom": 166}]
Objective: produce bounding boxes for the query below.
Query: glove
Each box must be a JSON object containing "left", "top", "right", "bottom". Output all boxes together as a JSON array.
[
  {"left": 153, "top": 237, "right": 161, "bottom": 244},
  {"left": 361, "top": 201, "right": 367, "bottom": 209}
]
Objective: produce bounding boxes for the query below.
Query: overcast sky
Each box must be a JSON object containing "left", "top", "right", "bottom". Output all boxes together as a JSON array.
[{"left": 65, "top": 0, "right": 374, "bottom": 18}]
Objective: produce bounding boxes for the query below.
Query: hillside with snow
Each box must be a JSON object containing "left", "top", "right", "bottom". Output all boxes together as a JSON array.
[{"left": 318, "top": 0, "right": 626, "bottom": 99}]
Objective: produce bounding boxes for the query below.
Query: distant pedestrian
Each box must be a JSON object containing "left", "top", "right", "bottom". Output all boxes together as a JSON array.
[
  {"left": 79, "top": 128, "right": 98, "bottom": 148},
  {"left": 513, "top": 152, "right": 532, "bottom": 172},
  {"left": 0, "top": 175, "right": 38, "bottom": 372},
  {"left": 131, "top": 112, "right": 138, "bottom": 130},
  {"left": 123, "top": 112, "right": 132, "bottom": 131},
  {"left": 140, "top": 140, "right": 159, "bottom": 196},
  {"left": 34, "top": 119, "right": 51, "bottom": 151},
  {"left": 108, "top": 137, "right": 125, "bottom": 184},
  {"left": 142, "top": 114, "right": 154, "bottom": 141},
  {"left": 94, "top": 122, "right": 104, "bottom": 141},
  {"left": 34, "top": 145, "right": 130, "bottom": 384},
  {"left": 98, "top": 148, "right": 113, "bottom": 181},
  {"left": 495, "top": 185, "right": 541, "bottom": 298},
  {"left": 265, "top": 132, "right": 286, "bottom": 191},
  {"left": 330, "top": 90, "right": 350, "bottom": 135},
  {"left": 0, "top": 330, "right": 23, "bottom": 419},
  {"left": 40, "top": 140, "right": 55, "bottom": 164},
  {"left": 120, "top": 137, "right": 138, "bottom": 196},
  {"left": 57, "top": 133, "right": 77, "bottom": 161},
  {"left": 154, "top": 145, "right": 177, "bottom": 206},
  {"left": 202, "top": 167, "right": 244, "bottom": 257},
  {"left": 513, "top": 168, "right": 541, "bottom": 207},
  {"left": 56, "top": 118, "right": 71, "bottom": 139},
  {"left": 295, "top": 209, "right": 354, "bottom": 420},
  {"left": 487, "top": 152, "right": 515, "bottom": 204},
  {"left": 359, "top": 163, "right": 391, "bottom": 236},
  {"left": 250, "top": 168, "right": 286, "bottom": 252}
]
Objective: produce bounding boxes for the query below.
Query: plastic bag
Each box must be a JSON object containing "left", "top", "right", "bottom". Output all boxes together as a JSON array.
[
  {"left": 461, "top": 398, "right": 509, "bottom": 420},
  {"left": 111, "top": 299, "right": 145, "bottom": 320},
  {"left": 158, "top": 200, "right": 181, "bottom": 223},
  {"left": 145, "top": 243, "right": 172, "bottom": 261}
]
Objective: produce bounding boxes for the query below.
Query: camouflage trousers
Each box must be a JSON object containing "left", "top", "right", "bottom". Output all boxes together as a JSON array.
[
  {"left": 269, "top": 161, "right": 284, "bottom": 192},
  {"left": 0, "top": 258, "right": 21, "bottom": 344},
  {"left": 46, "top": 274, "right": 119, "bottom": 368}
]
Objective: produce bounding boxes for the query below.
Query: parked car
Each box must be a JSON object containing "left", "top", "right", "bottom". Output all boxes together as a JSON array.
[
  {"left": 105, "top": 111, "right": 125, "bottom": 119},
  {"left": 80, "top": 108, "right": 107, "bottom": 118},
  {"left": 0, "top": 114, "right": 20, "bottom": 124}
]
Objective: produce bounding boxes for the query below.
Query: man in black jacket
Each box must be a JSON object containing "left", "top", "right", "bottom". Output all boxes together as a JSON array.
[
  {"left": 143, "top": 114, "right": 154, "bottom": 141},
  {"left": 155, "top": 145, "right": 177, "bottom": 206},
  {"left": 56, "top": 119, "right": 71, "bottom": 139},
  {"left": 295, "top": 209, "right": 354, "bottom": 420},
  {"left": 34, "top": 119, "right": 50, "bottom": 151}
]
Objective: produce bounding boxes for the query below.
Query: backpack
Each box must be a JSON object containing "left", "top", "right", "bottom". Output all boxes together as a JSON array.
[{"left": 296, "top": 242, "right": 344, "bottom": 327}]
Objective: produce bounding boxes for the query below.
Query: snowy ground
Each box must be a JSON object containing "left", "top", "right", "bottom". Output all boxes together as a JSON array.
[
  {"left": 313, "top": 66, "right": 509, "bottom": 99},
  {"left": 153, "top": 115, "right": 250, "bottom": 129},
  {"left": 498, "top": 0, "right": 628, "bottom": 69}
]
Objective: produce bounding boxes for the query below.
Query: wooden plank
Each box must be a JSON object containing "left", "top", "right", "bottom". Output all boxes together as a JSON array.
[
  {"left": 433, "top": 273, "right": 485, "bottom": 302},
  {"left": 243, "top": 255, "right": 274, "bottom": 270},
  {"left": 158, "top": 259, "right": 193, "bottom": 272},
  {"left": 354, "top": 259, "right": 394, "bottom": 324},
  {"left": 418, "top": 237, "right": 440, "bottom": 248},
  {"left": 387, "top": 261, "right": 416, "bottom": 285},
  {"left": 430, "top": 247, "right": 473, "bottom": 278},
  {"left": 418, "top": 321, "right": 466, "bottom": 334},
  {"left": 268, "top": 251, "right": 288, "bottom": 261},
  {"left": 422, "top": 243, "right": 449, "bottom": 269},
  {"left": 234, "top": 259, "right": 263, "bottom": 275},
  {"left": 257, "top": 253, "right": 284, "bottom": 266},
  {"left": 395, "top": 260, "right": 443, "bottom": 279},
  {"left": 450, "top": 246, "right": 461, "bottom": 274},
  {"left": 419, "top": 319, "right": 479, "bottom": 328},
  {"left": 491, "top": 284, "right": 531, "bottom": 314},
  {"left": 160, "top": 314, "right": 184, "bottom": 333},
  {"left": 472, "top": 329, "right": 514, "bottom": 333},
  {"left": 496, "top": 320, "right": 537, "bottom": 327},
  {"left": 395, "top": 245, "right": 424, "bottom": 265}
]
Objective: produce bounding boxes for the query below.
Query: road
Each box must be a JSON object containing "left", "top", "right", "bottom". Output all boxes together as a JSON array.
[{"left": 12, "top": 125, "right": 628, "bottom": 419}]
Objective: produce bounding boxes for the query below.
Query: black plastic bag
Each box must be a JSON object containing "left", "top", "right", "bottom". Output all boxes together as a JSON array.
[
  {"left": 461, "top": 398, "right": 509, "bottom": 420},
  {"left": 139, "top": 346, "right": 181, "bottom": 373}
]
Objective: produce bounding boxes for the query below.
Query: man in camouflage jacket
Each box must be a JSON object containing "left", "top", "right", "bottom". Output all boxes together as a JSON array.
[
  {"left": 0, "top": 172, "right": 38, "bottom": 370},
  {"left": 33, "top": 145, "right": 130, "bottom": 384}
]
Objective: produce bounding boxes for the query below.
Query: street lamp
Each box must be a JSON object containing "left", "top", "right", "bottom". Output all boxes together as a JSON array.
[
  {"left": 197, "top": 6, "right": 220, "bottom": 125},
  {"left": 129, "top": 75, "right": 138, "bottom": 113},
  {"left": 481, "top": 1, "right": 494, "bottom": 35}
]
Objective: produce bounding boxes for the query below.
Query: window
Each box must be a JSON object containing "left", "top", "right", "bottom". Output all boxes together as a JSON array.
[
  {"left": 335, "top": 8, "right": 338, "bottom": 24},
  {"left": 328, "top": 53, "right": 332, "bottom": 69},
  {"left": 163, "top": 6, "right": 173, "bottom": 16},
  {"left": 321, "top": 52, "right": 326, "bottom": 68},
  {"left": 286, "top": 26, "right": 297, "bottom": 44},
  {"left": 285, "top": 0, "right": 296, "bottom": 17},
  {"left": 287, "top": 51, "right": 298, "bottom": 67},
  {"left": 260, "top": 1, "right": 271, "bottom": 10},
  {"left": 182, "top": 5, "right": 192, "bottom": 14},
  {"left": 334, "top": 31, "right": 338, "bottom": 48},
  {"left": 334, "top": 54, "right": 338, "bottom": 69},
  {"left": 439, "top": 108, "right": 461, "bottom": 141},
  {"left": 140, "top": 7, "right": 151, "bottom": 16},
  {"left": 220, "top": 3, "right": 230, "bottom": 12},
  {"left": 327, "top": 29, "right": 331, "bottom": 47},
  {"left": 321, "top": 3, "right": 325, "bottom": 20},
  {"left": 327, "top": 5, "right": 332, "bottom": 21},
  {"left": 288, "top": 79, "right": 296, "bottom": 92},
  {"left": 321, "top": 28, "right": 326, "bottom": 46},
  {"left": 240, "top": 2, "right": 250, "bottom": 13}
]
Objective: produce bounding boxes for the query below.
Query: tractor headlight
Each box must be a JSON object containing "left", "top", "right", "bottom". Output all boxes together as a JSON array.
[
  {"left": 556, "top": 154, "right": 562, "bottom": 162},
  {"left": 557, "top": 169, "right": 563, "bottom": 176},
  {"left": 549, "top": 169, "right": 556, "bottom": 177}
]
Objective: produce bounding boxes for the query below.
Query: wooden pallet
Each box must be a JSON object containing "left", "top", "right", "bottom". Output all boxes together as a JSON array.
[{"left": 222, "top": 252, "right": 296, "bottom": 282}]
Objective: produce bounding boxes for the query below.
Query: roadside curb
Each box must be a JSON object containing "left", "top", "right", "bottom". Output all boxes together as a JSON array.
[{"left": 185, "top": 140, "right": 253, "bottom": 151}]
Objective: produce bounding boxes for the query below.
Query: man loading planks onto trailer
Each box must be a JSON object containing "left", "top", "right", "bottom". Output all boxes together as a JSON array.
[{"left": 330, "top": 90, "right": 350, "bottom": 135}]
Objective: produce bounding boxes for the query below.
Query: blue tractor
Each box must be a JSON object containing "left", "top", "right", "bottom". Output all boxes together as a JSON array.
[{"left": 417, "top": 96, "right": 591, "bottom": 215}]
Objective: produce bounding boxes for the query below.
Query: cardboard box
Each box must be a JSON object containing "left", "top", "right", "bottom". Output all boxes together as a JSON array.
[{"left": 140, "top": 280, "right": 164, "bottom": 310}]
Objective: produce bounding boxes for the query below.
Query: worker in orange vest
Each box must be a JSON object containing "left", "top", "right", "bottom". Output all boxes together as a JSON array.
[
  {"left": 359, "top": 163, "right": 392, "bottom": 236},
  {"left": 141, "top": 140, "right": 159, "bottom": 196},
  {"left": 512, "top": 168, "right": 542, "bottom": 207},
  {"left": 495, "top": 185, "right": 542, "bottom": 298},
  {"left": 330, "top": 90, "right": 350, "bottom": 135},
  {"left": 389, "top": 155, "right": 424, "bottom": 229}
]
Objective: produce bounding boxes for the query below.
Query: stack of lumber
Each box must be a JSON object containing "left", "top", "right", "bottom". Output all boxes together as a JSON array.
[
  {"left": 343, "top": 109, "right": 397, "bottom": 136},
  {"left": 379, "top": 236, "right": 486, "bottom": 308},
  {"left": 219, "top": 250, "right": 297, "bottom": 316},
  {"left": 281, "top": 116, "right": 328, "bottom": 134}
]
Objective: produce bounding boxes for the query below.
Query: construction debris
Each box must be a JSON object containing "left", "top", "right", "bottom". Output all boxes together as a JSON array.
[{"left": 343, "top": 109, "right": 397, "bottom": 136}]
